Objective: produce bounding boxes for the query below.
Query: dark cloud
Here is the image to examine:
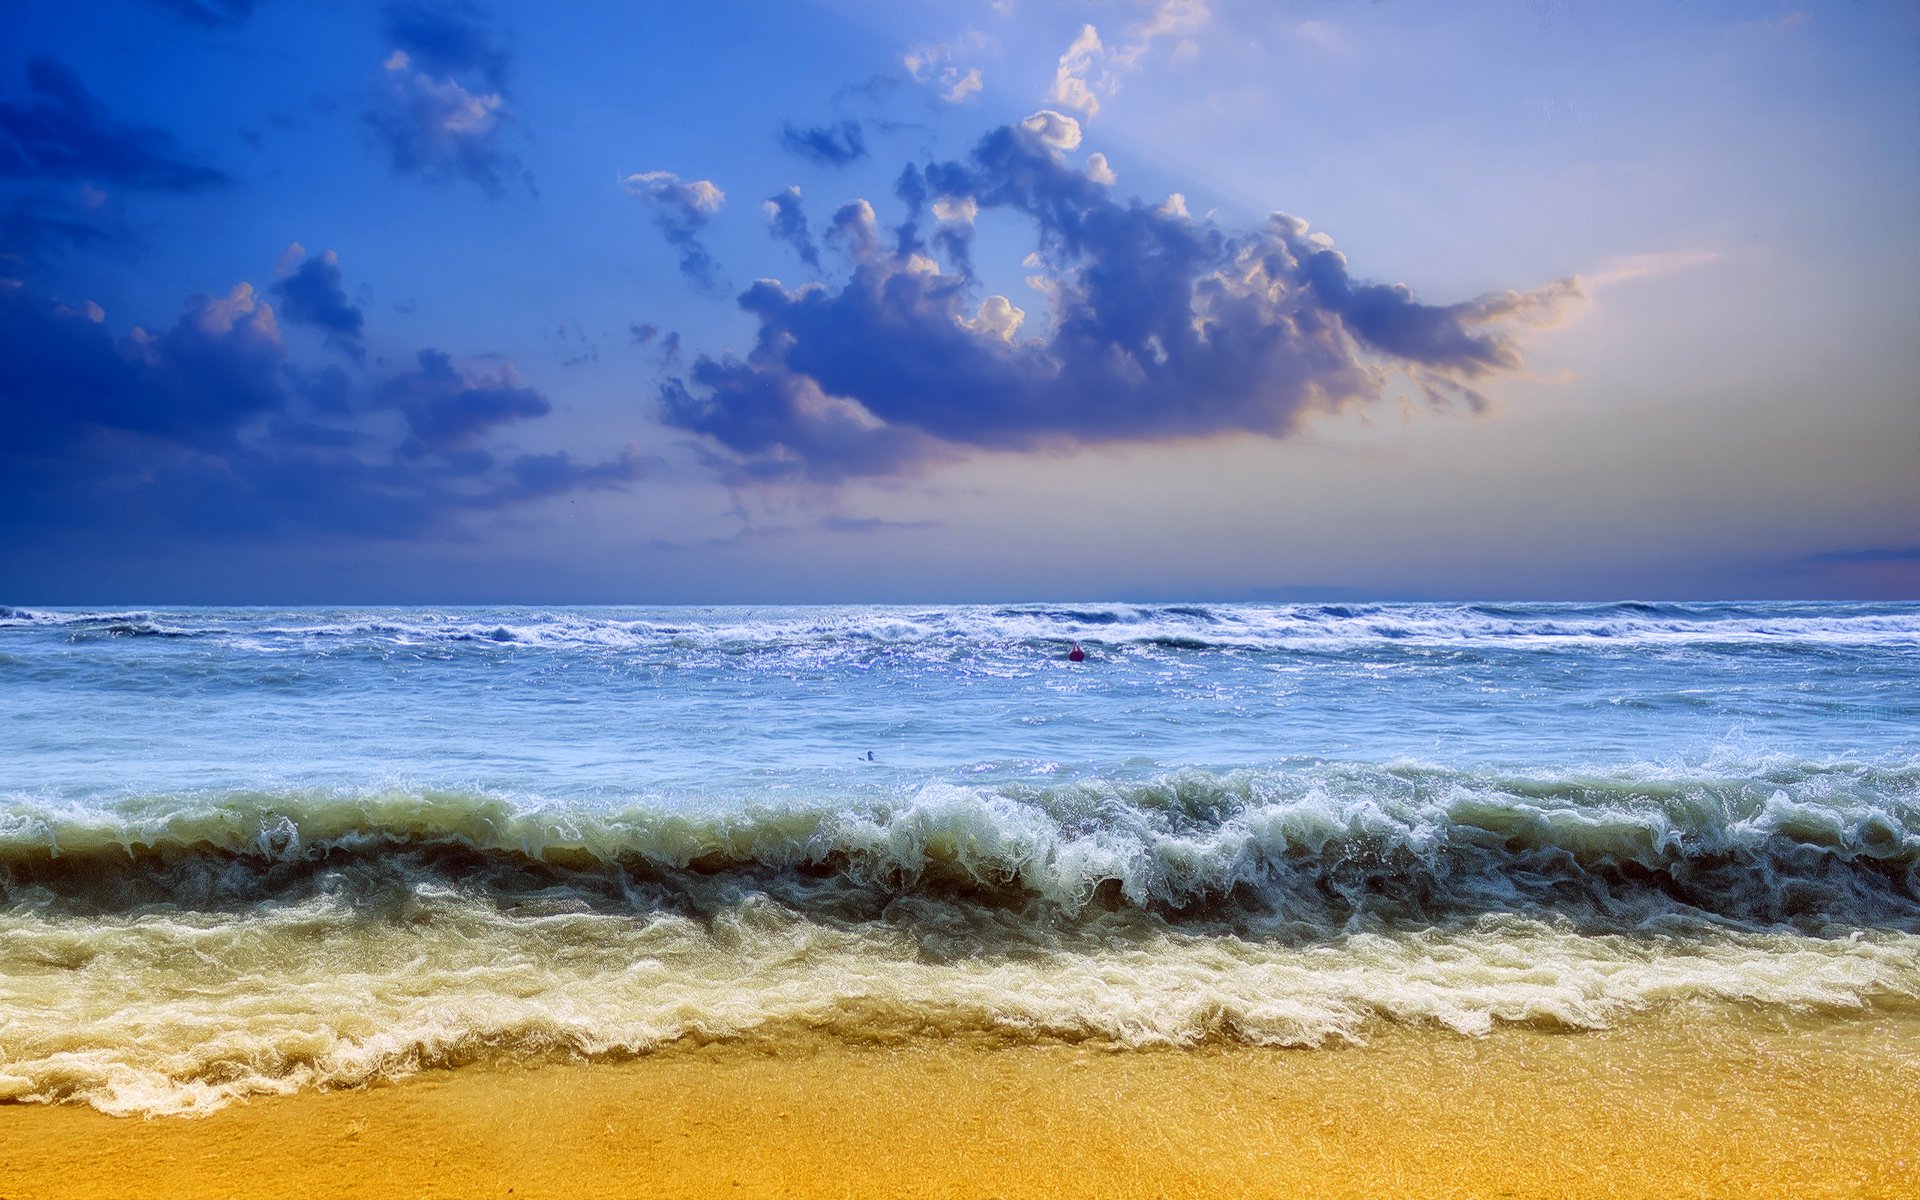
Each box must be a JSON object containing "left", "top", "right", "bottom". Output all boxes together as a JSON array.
[
  {"left": 376, "top": 347, "right": 549, "bottom": 452},
  {"left": 628, "top": 321, "right": 658, "bottom": 346},
  {"left": 831, "top": 75, "right": 904, "bottom": 107},
  {"left": 0, "top": 58, "right": 229, "bottom": 190},
  {"left": 625, "top": 171, "right": 724, "bottom": 288},
  {"left": 1806, "top": 546, "right": 1920, "bottom": 565},
  {"left": 0, "top": 277, "right": 645, "bottom": 541},
  {"left": 382, "top": 1, "right": 511, "bottom": 91},
  {"left": 779, "top": 119, "right": 867, "bottom": 167},
  {"left": 659, "top": 113, "right": 1579, "bottom": 481},
  {"left": 285, "top": 362, "right": 353, "bottom": 414},
  {"left": 505, "top": 447, "right": 655, "bottom": 501},
  {"left": 147, "top": 0, "right": 263, "bottom": 26},
  {"left": 365, "top": 5, "right": 529, "bottom": 197},
  {"left": 271, "top": 247, "right": 366, "bottom": 362},
  {"left": 1, "top": 280, "right": 283, "bottom": 458},
  {"left": 0, "top": 191, "right": 129, "bottom": 259},
  {"left": 763, "top": 186, "right": 819, "bottom": 269}
]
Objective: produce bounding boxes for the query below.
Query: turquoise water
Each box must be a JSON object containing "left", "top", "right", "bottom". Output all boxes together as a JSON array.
[{"left": 2, "top": 601, "right": 1917, "bottom": 1114}]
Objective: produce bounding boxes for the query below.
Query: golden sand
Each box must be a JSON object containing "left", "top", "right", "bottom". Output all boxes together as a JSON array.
[{"left": 4, "top": 1012, "right": 1917, "bottom": 1200}]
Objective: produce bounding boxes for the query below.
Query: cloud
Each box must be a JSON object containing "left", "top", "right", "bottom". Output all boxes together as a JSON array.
[
  {"left": 1049, "top": 25, "right": 1105, "bottom": 117},
  {"left": 824, "top": 198, "right": 886, "bottom": 262},
  {"left": 940, "top": 69, "right": 983, "bottom": 104},
  {"left": 270, "top": 244, "right": 366, "bottom": 362},
  {"left": 656, "top": 115, "right": 1578, "bottom": 482},
  {"left": 366, "top": 4, "right": 529, "bottom": 198},
  {"left": 381, "top": 0, "right": 511, "bottom": 91},
  {"left": 376, "top": 347, "right": 549, "bottom": 453},
  {"left": 1019, "top": 109, "right": 1082, "bottom": 152},
  {"left": 1, "top": 190, "right": 131, "bottom": 259},
  {"left": 0, "top": 58, "right": 229, "bottom": 190},
  {"left": 1, "top": 279, "right": 282, "bottom": 459},
  {"left": 504, "top": 446, "right": 655, "bottom": 501},
  {"left": 1584, "top": 249, "right": 1722, "bottom": 289},
  {"left": 763, "top": 186, "right": 820, "bottom": 269},
  {"left": 625, "top": 170, "right": 725, "bottom": 287},
  {"left": 0, "top": 274, "right": 645, "bottom": 540},
  {"left": 904, "top": 37, "right": 987, "bottom": 104},
  {"left": 1805, "top": 546, "right": 1920, "bottom": 565},
  {"left": 146, "top": 0, "right": 262, "bottom": 26},
  {"left": 779, "top": 119, "right": 867, "bottom": 167},
  {"left": 1048, "top": 1, "right": 1210, "bottom": 119}
]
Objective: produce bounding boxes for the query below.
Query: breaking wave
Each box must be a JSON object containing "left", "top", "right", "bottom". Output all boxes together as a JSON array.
[{"left": 5, "top": 762, "right": 1915, "bottom": 931}]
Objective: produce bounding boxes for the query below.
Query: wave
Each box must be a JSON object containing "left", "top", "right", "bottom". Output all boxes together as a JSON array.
[
  {"left": 3, "top": 884, "right": 1916, "bottom": 1116},
  {"left": 5, "top": 763, "right": 1915, "bottom": 932},
  {"left": 7, "top": 601, "right": 1919, "bottom": 654},
  {"left": 5, "top": 764, "right": 1917, "bottom": 1115}
]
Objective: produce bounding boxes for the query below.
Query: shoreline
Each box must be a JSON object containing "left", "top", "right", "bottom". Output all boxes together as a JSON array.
[{"left": 4, "top": 1011, "right": 1917, "bottom": 1199}]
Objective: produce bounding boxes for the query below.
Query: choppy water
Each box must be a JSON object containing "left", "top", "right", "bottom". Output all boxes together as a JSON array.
[{"left": 2, "top": 601, "right": 1916, "bottom": 1114}]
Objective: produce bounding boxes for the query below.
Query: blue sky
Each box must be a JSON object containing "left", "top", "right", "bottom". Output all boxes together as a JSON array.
[{"left": 2, "top": 0, "right": 1915, "bottom": 602}]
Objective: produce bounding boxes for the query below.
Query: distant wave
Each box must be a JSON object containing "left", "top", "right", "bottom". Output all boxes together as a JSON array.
[
  {"left": 6, "top": 601, "right": 1920, "bottom": 654},
  {"left": 5, "top": 762, "right": 1915, "bottom": 932}
]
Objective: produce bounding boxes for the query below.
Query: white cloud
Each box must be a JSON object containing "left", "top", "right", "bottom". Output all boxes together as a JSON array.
[
  {"left": 1048, "top": 1, "right": 1211, "bottom": 119},
  {"left": 625, "top": 171, "right": 724, "bottom": 214},
  {"left": 904, "top": 33, "right": 990, "bottom": 104},
  {"left": 1584, "top": 250, "right": 1723, "bottom": 289},
  {"left": 942, "top": 67, "right": 984, "bottom": 103},
  {"left": 931, "top": 196, "right": 980, "bottom": 225},
  {"left": 1287, "top": 19, "right": 1347, "bottom": 53},
  {"left": 827, "top": 198, "right": 885, "bottom": 260},
  {"left": 1049, "top": 24, "right": 1105, "bottom": 117},
  {"left": 1019, "top": 109, "right": 1082, "bottom": 152},
  {"left": 1085, "top": 152, "right": 1115, "bottom": 185},
  {"left": 961, "top": 294, "right": 1026, "bottom": 342}
]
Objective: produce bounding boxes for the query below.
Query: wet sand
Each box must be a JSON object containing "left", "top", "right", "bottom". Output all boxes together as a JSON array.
[{"left": 3, "top": 1012, "right": 1917, "bottom": 1200}]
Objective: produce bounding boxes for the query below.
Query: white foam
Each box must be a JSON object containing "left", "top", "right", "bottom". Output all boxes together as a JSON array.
[{"left": 1, "top": 894, "right": 1914, "bottom": 1116}]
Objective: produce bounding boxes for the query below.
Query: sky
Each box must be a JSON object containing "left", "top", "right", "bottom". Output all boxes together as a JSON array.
[{"left": 1, "top": 0, "right": 1915, "bottom": 603}]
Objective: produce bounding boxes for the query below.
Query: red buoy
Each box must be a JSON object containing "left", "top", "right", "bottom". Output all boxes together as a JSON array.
[{"left": 1068, "top": 642, "right": 1086, "bottom": 662}]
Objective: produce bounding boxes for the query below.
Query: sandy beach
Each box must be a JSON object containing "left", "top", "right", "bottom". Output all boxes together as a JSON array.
[{"left": 4, "top": 1010, "right": 1916, "bottom": 1200}]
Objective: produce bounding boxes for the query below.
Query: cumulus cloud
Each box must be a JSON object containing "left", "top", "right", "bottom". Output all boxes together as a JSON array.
[
  {"left": 778, "top": 119, "right": 867, "bottom": 167},
  {"left": 824, "top": 198, "right": 886, "bottom": 262},
  {"left": 0, "top": 272, "right": 647, "bottom": 539},
  {"left": 365, "top": 4, "right": 529, "bottom": 197},
  {"left": 271, "top": 244, "right": 366, "bottom": 362},
  {"left": 931, "top": 195, "right": 979, "bottom": 226},
  {"left": 763, "top": 186, "right": 820, "bottom": 269},
  {"left": 1019, "top": 109, "right": 1082, "bottom": 152},
  {"left": 656, "top": 115, "right": 1579, "bottom": 482},
  {"left": 625, "top": 170, "right": 725, "bottom": 287},
  {"left": 0, "top": 57, "right": 229, "bottom": 190}
]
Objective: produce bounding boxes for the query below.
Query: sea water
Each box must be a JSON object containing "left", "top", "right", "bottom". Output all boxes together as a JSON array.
[{"left": 1, "top": 601, "right": 1916, "bottom": 1114}]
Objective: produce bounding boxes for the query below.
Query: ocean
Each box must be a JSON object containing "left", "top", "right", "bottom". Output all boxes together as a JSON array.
[{"left": 2, "top": 601, "right": 1916, "bottom": 1116}]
